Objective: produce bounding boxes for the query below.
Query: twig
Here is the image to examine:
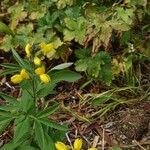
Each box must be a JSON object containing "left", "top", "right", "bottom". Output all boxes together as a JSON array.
[
  {"left": 66, "top": 132, "right": 74, "bottom": 150},
  {"left": 101, "top": 128, "right": 105, "bottom": 150},
  {"left": 133, "top": 140, "right": 147, "bottom": 150}
]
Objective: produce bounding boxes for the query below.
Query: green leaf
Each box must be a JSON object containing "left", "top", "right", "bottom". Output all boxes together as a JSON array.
[
  {"left": 38, "top": 118, "right": 68, "bottom": 131},
  {"left": 0, "top": 92, "right": 18, "bottom": 105},
  {"left": 0, "top": 142, "right": 21, "bottom": 150},
  {"left": 0, "top": 22, "right": 14, "bottom": 36},
  {"left": 0, "top": 117, "right": 12, "bottom": 134},
  {"left": 11, "top": 49, "right": 26, "bottom": 68},
  {"left": 50, "top": 70, "right": 81, "bottom": 83},
  {"left": 0, "top": 68, "right": 21, "bottom": 77},
  {"left": 17, "top": 145, "right": 39, "bottom": 150},
  {"left": 19, "top": 90, "right": 35, "bottom": 113},
  {"left": 75, "top": 59, "right": 89, "bottom": 72},
  {"left": 63, "top": 17, "right": 86, "bottom": 44},
  {"left": 37, "top": 103, "right": 60, "bottom": 118},
  {"left": 0, "top": 63, "right": 20, "bottom": 69},
  {"left": 36, "top": 82, "right": 57, "bottom": 98},
  {"left": 50, "top": 62, "right": 73, "bottom": 71},
  {"left": 14, "top": 116, "right": 31, "bottom": 143},
  {"left": 34, "top": 120, "right": 55, "bottom": 150}
]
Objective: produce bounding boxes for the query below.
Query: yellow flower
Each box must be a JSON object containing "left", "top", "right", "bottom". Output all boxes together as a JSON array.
[
  {"left": 35, "top": 66, "right": 45, "bottom": 75},
  {"left": 39, "top": 42, "right": 54, "bottom": 55},
  {"left": 25, "top": 44, "right": 32, "bottom": 57},
  {"left": 74, "top": 138, "right": 83, "bottom": 150},
  {"left": 40, "top": 74, "right": 50, "bottom": 84},
  {"left": 11, "top": 74, "right": 23, "bottom": 84},
  {"left": 20, "top": 69, "right": 30, "bottom": 79},
  {"left": 88, "top": 148, "right": 97, "bottom": 150},
  {"left": 55, "top": 141, "right": 71, "bottom": 150},
  {"left": 34, "top": 57, "right": 41, "bottom": 65}
]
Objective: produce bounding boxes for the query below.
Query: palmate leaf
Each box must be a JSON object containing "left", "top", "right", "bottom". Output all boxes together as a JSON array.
[
  {"left": 0, "top": 115, "right": 13, "bottom": 134},
  {"left": 63, "top": 17, "right": 86, "bottom": 44},
  {"left": 0, "top": 92, "right": 18, "bottom": 105},
  {"left": 14, "top": 116, "right": 31, "bottom": 143},
  {"left": 0, "top": 63, "right": 20, "bottom": 69},
  {"left": 12, "top": 49, "right": 26, "bottom": 68},
  {"left": 17, "top": 145, "right": 40, "bottom": 150},
  {"left": 38, "top": 118, "right": 68, "bottom": 131},
  {"left": 0, "top": 142, "right": 22, "bottom": 150},
  {"left": 34, "top": 120, "right": 55, "bottom": 150},
  {"left": 36, "top": 103, "right": 60, "bottom": 118}
]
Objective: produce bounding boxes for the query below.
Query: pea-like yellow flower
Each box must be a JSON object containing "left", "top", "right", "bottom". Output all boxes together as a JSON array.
[
  {"left": 35, "top": 66, "right": 45, "bottom": 75},
  {"left": 88, "top": 148, "right": 97, "bottom": 150},
  {"left": 34, "top": 57, "right": 41, "bottom": 65},
  {"left": 20, "top": 69, "right": 30, "bottom": 79},
  {"left": 25, "top": 44, "right": 32, "bottom": 57},
  {"left": 11, "top": 74, "right": 23, "bottom": 84},
  {"left": 74, "top": 138, "right": 83, "bottom": 150},
  {"left": 55, "top": 142, "right": 70, "bottom": 150},
  {"left": 39, "top": 42, "right": 54, "bottom": 55},
  {"left": 40, "top": 74, "right": 50, "bottom": 84}
]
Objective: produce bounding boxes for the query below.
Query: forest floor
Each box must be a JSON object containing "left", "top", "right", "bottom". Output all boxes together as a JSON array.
[{"left": 1, "top": 52, "right": 150, "bottom": 150}]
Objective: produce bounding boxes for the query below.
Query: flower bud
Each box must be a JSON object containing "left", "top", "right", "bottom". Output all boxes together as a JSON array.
[
  {"left": 35, "top": 66, "right": 45, "bottom": 75},
  {"left": 74, "top": 138, "right": 82, "bottom": 150},
  {"left": 34, "top": 57, "right": 41, "bottom": 65},
  {"left": 39, "top": 42, "right": 54, "bottom": 55},
  {"left": 55, "top": 142, "right": 69, "bottom": 150},
  {"left": 25, "top": 44, "right": 32, "bottom": 57},
  {"left": 11, "top": 74, "right": 23, "bottom": 84},
  {"left": 40, "top": 74, "right": 50, "bottom": 84},
  {"left": 20, "top": 69, "right": 30, "bottom": 79}
]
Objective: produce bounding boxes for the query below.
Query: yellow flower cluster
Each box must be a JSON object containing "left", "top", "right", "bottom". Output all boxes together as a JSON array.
[
  {"left": 24, "top": 43, "right": 52, "bottom": 84},
  {"left": 25, "top": 42, "right": 54, "bottom": 59},
  {"left": 39, "top": 42, "right": 54, "bottom": 55},
  {"left": 55, "top": 138, "right": 97, "bottom": 150},
  {"left": 11, "top": 69, "right": 29, "bottom": 84},
  {"left": 35, "top": 65, "right": 50, "bottom": 84}
]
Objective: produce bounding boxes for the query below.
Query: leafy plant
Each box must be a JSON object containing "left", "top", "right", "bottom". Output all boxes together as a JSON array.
[
  {"left": 0, "top": 46, "right": 81, "bottom": 150},
  {"left": 75, "top": 48, "right": 112, "bottom": 85}
]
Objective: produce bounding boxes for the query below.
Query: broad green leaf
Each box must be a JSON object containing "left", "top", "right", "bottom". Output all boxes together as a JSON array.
[
  {"left": 38, "top": 118, "right": 68, "bottom": 131},
  {"left": 50, "top": 62, "right": 73, "bottom": 71},
  {"left": 37, "top": 103, "right": 60, "bottom": 118},
  {"left": 63, "top": 17, "right": 86, "bottom": 44},
  {"left": 14, "top": 116, "right": 31, "bottom": 143},
  {"left": 0, "top": 22, "right": 14, "bottom": 36},
  {"left": 0, "top": 116, "right": 13, "bottom": 126},
  {"left": 50, "top": 70, "right": 81, "bottom": 83},
  {"left": 75, "top": 59, "right": 89, "bottom": 72}
]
